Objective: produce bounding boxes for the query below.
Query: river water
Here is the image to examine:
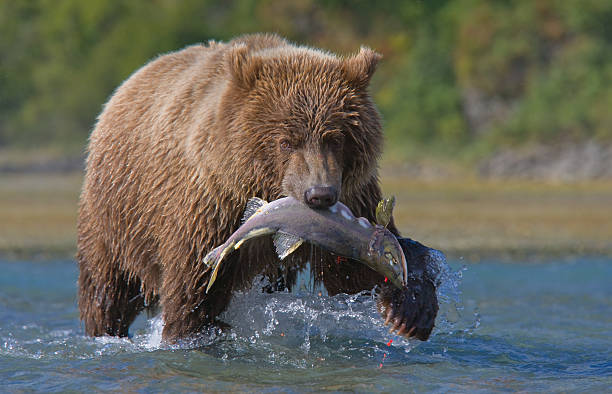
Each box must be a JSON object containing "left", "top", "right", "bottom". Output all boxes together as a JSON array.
[{"left": 1, "top": 256, "right": 610, "bottom": 392}]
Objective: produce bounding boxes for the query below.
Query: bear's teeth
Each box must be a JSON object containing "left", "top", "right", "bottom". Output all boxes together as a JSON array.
[
  {"left": 358, "top": 217, "right": 372, "bottom": 229},
  {"left": 340, "top": 207, "right": 354, "bottom": 221}
]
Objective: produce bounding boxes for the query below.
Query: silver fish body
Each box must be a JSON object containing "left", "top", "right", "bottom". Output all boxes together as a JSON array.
[{"left": 204, "top": 197, "right": 408, "bottom": 292}]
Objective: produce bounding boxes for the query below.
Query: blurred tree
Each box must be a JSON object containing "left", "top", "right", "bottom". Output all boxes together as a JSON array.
[{"left": 0, "top": 0, "right": 610, "bottom": 158}]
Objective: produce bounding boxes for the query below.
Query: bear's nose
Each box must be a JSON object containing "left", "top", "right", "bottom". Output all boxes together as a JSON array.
[{"left": 304, "top": 186, "right": 338, "bottom": 209}]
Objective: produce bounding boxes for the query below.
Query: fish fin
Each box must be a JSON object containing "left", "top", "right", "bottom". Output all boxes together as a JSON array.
[
  {"left": 376, "top": 196, "right": 395, "bottom": 228},
  {"left": 242, "top": 197, "right": 268, "bottom": 223},
  {"left": 206, "top": 242, "right": 234, "bottom": 293},
  {"left": 207, "top": 227, "right": 275, "bottom": 293},
  {"left": 273, "top": 231, "right": 304, "bottom": 260},
  {"left": 235, "top": 228, "right": 275, "bottom": 249},
  {"left": 206, "top": 262, "right": 220, "bottom": 293}
]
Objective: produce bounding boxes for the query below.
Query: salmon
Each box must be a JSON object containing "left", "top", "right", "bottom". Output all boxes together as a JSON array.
[{"left": 204, "top": 196, "right": 408, "bottom": 292}]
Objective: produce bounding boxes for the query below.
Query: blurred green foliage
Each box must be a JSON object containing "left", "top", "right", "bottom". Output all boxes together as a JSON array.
[{"left": 1, "top": 0, "right": 611, "bottom": 158}]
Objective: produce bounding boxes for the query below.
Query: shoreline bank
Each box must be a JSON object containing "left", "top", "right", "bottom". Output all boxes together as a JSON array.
[{"left": 1, "top": 171, "right": 610, "bottom": 262}]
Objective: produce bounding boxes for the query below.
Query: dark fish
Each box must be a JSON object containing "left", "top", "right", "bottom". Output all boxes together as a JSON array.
[{"left": 204, "top": 196, "right": 408, "bottom": 292}]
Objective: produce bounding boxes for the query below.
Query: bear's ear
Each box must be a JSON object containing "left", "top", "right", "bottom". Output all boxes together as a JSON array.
[
  {"left": 228, "top": 43, "right": 264, "bottom": 90},
  {"left": 342, "top": 46, "right": 382, "bottom": 89}
]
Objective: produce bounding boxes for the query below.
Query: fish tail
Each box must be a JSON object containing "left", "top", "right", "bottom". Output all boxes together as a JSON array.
[
  {"left": 205, "top": 243, "right": 233, "bottom": 293},
  {"left": 203, "top": 245, "right": 221, "bottom": 268}
]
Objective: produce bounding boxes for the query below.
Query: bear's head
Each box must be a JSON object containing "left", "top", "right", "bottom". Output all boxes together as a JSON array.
[{"left": 220, "top": 39, "right": 383, "bottom": 209}]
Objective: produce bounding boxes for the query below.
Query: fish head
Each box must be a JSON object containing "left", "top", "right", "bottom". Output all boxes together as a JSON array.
[{"left": 368, "top": 226, "right": 407, "bottom": 288}]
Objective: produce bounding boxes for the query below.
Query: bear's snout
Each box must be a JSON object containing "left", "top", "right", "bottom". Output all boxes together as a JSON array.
[{"left": 304, "top": 186, "right": 338, "bottom": 209}]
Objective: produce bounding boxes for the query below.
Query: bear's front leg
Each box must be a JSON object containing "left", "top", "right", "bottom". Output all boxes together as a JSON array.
[
  {"left": 376, "top": 277, "right": 438, "bottom": 340},
  {"left": 376, "top": 237, "right": 440, "bottom": 340}
]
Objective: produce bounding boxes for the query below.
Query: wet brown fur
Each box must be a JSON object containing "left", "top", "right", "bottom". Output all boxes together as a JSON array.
[{"left": 77, "top": 34, "right": 417, "bottom": 341}]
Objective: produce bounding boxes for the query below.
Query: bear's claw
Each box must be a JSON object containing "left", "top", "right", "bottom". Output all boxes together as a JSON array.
[{"left": 377, "top": 277, "right": 438, "bottom": 341}]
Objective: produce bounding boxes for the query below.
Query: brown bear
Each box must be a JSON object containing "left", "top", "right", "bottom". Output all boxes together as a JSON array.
[{"left": 77, "top": 33, "right": 438, "bottom": 342}]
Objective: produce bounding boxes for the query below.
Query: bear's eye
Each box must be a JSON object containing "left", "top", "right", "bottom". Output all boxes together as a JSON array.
[
  {"left": 326, "top": 135, "right": 344, "bottom": 152},
  {"left": 279, "top": 139, "right": 293, "bottom": 152},
  {"left": 329, "top": 139, "right": 343, "bottom": 151}
]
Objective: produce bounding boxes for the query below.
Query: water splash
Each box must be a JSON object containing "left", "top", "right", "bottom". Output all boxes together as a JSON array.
[
  {"left": 199, "top": 251, "right": 470, "bottom": 360},
  {"left": 133, "top": 254, "right": 470, "bottom": 359},
  {"left": 433, "top": 256, "right": 480, "bottom": 337},
  {"left": 0, "top": 255, "right": 470, "bottom": 366},
  {"left": 142, "top": 315, "right": 164, "bottom": 350},
  {"left": 3, "top": 258, "right": 610, "bottom": 392}
]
